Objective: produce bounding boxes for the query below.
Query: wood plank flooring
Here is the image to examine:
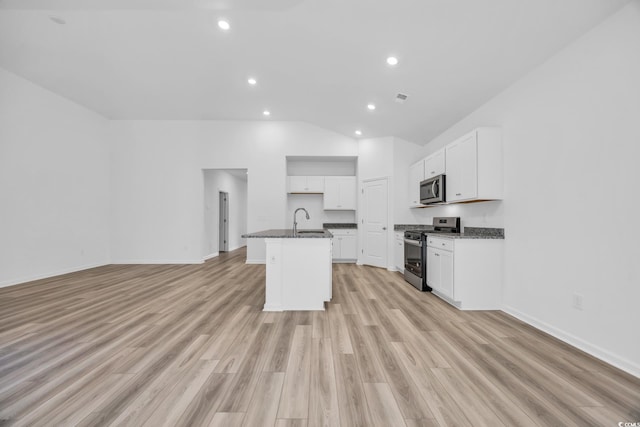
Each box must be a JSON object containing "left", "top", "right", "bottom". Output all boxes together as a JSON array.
[{"left": 1, "top": 247, "right": 639, "bottom": 426}]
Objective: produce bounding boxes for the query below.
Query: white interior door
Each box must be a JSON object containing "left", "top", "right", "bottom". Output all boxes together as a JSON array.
[{"left": 362, "top": 178, "right": 388, "bottom": 268}]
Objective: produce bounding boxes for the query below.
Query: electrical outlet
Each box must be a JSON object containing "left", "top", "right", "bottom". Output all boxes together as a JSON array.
[{"left": 572, "top": 293, "right": 584, "bottom": 310}]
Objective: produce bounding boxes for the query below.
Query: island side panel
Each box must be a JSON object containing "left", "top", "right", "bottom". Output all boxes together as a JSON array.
[
  {"left": 263, "top": 237, "right": 332, "bottom": 311},
  {"left": 264, "top": 238, "right": 284, "bottom": 311},
  {"left": 282, "top": 238, "right": 331, "bottom": 311}
]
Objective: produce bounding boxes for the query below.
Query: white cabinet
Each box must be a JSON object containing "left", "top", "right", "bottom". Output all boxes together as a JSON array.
[
  {"left": 423, "top": 149, "right": 446, "bottom": 179},
  {"left": 445, "top": 128, "right": 502, "bottom": 203},
  {"left": 426, "top": 237, "right": 453, "bottom": 298},
  {"left": 426, "top": 235, "right": 503, "bottom": 310},
  {"left": 287, "top": 176, "right": 325, "bottom": 193},
  {"left": 329, "top": 229, "right": 357, "bottom": 262},
  {"left": 394, "top": 232, "right": 404, "bottom": 272},
  {"left": 408, "top": 160, "right": 425, "bottom": 207},
  {"left": 323, "top": 176, "right": 356, "bottom": 210}
]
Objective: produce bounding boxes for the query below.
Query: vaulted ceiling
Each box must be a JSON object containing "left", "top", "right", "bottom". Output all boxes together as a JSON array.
[{"left": 0, "top": 0, "right": 630, "bottom": 143}]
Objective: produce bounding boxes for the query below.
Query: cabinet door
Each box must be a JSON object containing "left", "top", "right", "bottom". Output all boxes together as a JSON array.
[
  {"left": 446, "top": 133, "right": 477, "bottom": 202},
  {"left": 306, "top": 176, "right": 325, "bottom": 192},
  {"left": 324, "top": 176, "right": 356, "bottom": 210},
  {"left": 331, "top": 237, "right": 341, "bottom": 260},
  {"left": 408, "top": 161, "right": 425, "bottom": 207},
  {"left": 426, "top": 247, "right": 441, "bottom": 292},
  {"left": 339, "top": 177, "right": 357, "bottom": 210},
  {"left": 323, "top": 177, "right": 341, "bottom": 209},
  {"left": 424, "top": 149, "right": 445, "bottom": 178},
  {"left": 288, "top": 176, "right": 307, "bottom": 193},
  {"left": 340, "top": 235, "right": 357, "bottom": 260},
  {"left": 439, "top": 250, "right": 454, "bottom": 299},
  {"left": 395, "top": 237, "right": 404, "bottom": 271}
]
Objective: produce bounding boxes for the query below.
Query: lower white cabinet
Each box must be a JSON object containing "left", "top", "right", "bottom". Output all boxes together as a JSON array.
[
  {"left": 427, "top": 244, "right": 453, "bottom": 298},
  {"left": 426, "top": 235, "right": 503, "bottom": 310},
  {"left": 329, "top": 229, "right": 357, "bottom": 262},
  {"left": 394, "top": 232, "right": 404, "bottom": 272}
]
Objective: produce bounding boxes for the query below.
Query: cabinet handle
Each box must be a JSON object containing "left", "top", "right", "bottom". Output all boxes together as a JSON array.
[
  {"left": 456, "top": 193, "right": 461, "bottom": 196},
  {"left": 431, "top": 170, "right": 435, "bottom": 174},
  {"left": 441, "top": 243, "right": 445, "bottom": 246},
  {"left": 435, "top": 253, "right": 440, "bottom": 257}
]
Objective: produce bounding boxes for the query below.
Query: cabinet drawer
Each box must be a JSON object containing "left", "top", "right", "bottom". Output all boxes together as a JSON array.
[
  {"left": 426, "top": 236, "right": 454, "bottom": 251},
  {"left": 329, "top": 229, "right": 356, "bottom": 236}
]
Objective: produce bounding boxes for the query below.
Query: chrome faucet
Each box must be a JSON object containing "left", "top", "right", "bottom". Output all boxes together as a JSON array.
[{"left": 293, "top": 208, "right": 310, "bottom": 234}]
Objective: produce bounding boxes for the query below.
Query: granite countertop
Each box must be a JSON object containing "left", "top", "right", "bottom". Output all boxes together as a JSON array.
[
  {"left": 242, "top": 229, "right": 333, "bottom": 238},
  {"left": 394, "top": 224, "right": 432, "bottom": 231},
  {"left": 395, "top": 225, "right": 505, "bottom": 239},
  {"left": 323, "top": 223, "right": 357, "bottom": 229}
]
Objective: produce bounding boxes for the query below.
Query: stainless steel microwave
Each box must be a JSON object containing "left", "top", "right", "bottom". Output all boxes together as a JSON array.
[{"left": 420, "top": 174, "right": 445, "bottom": 204}]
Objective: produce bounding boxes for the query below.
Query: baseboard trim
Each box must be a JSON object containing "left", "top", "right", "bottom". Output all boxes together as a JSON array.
[
  {"left": 0, "top": 262, "right": 109, "bottom": 289},
  {"left": 203, "top": 252, "right": 219, "bottom": 261},
  {"left": 245, "top": 259, "right": 265, "bottom": 265},
  {"left": 502, "top": 305, "right": 640, "bottom": 378},
  {"left": 111, "top": 259, "right": 204, "bottom": 265}
]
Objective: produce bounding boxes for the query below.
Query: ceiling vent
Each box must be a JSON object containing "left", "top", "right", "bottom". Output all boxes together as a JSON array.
[{"left": 395, "top": 93, "right": 408, "bottom": 104}]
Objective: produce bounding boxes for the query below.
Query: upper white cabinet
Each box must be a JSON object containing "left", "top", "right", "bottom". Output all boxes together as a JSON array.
[
  {"left": 423, "top": 148, "right": 445, "bottom": 179},
  {"left": 445, "top": 128, "right": 503, "bottom": 203},
  {"left": 287, "top": 176, "right": 325, "bottom": 193},
  {"left": 408, "top": 160, "right": 425, "bottom": 207},
  {"left": 324, "top": 176, "right": 356, "bottom": 210}
]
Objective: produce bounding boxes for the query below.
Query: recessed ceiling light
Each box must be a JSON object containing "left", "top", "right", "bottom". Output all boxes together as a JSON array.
[
  {"left": 49, "top": 16, "right": 66, "bottom": 25},
  {"left": 218, "top": 20, "right": 230, "bottom": 31},
  {"left": 247, "top": 77, "right": 257, "bottom": 85},
  {"left": 367, "top": 103, "right": 376, "bottom": 111},
  {"left": 263, "top": 110, "right": 271, "bottom": 116},
  {"left": 386, "top": 56, "right": 398, "bottom": 66},
  {"left": 355, "top": 130, "right": 362, "bottom": 136}
]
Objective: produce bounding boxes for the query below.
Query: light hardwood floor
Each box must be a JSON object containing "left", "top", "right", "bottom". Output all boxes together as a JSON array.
[{"left": 0, "top": 247, "right": 638, "bottom": 426}]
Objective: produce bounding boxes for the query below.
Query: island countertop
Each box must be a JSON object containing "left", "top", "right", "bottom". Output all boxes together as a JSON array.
[{"left": 242, "top": 229, "right": 333, "bottom": 238}]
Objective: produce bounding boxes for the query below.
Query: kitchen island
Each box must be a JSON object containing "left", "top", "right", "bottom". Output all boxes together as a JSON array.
[{"left": 242, "top": 229, "right": 333, "bottom": 311}]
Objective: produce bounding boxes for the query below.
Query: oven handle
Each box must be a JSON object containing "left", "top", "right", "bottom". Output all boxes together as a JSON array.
[{"left": 404, "top": 239, "right": 422, "bottom": 247}]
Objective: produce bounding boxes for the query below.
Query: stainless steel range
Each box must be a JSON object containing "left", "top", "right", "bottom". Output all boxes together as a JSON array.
[{"left": 403, "top": 217, "right": 460, "bottom": 291}]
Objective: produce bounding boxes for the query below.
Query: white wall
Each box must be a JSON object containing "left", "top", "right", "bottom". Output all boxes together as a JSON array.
[
  {"left": 393, "top": 137, "right": 427, "bottom": 225},
  {"left": 0, "top": 68, "right": 110, "bottom": 287},
  {"left": 109, "top": 123, "right": 202, "bottom": 263},
  {"left": 286, "top": 195, "right": 356, "bottom": 230},
  {"left": 203, "top": 169, "right": 248, "bottom": 258},
  {"left": 110, "top": 120, "right": 358, "bottom": 264},
  {"left": 418, "top": 2, "right": 640, "bottom": 375}
]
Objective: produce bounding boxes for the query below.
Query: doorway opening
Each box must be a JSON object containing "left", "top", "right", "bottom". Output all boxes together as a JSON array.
[
  {"left": 219, "top": 191, "right": 229, "bottom": 252},
  {"left": 202, "top": 169, "right": 248, "bottom": 261}
]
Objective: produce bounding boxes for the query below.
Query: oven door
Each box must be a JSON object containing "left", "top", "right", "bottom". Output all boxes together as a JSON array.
[
  {"left": 404, "top": 239, "right": 423, "bottom": 277},
  {"left": 420, "top": 175, "right": 445, "bottom": 204}
]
